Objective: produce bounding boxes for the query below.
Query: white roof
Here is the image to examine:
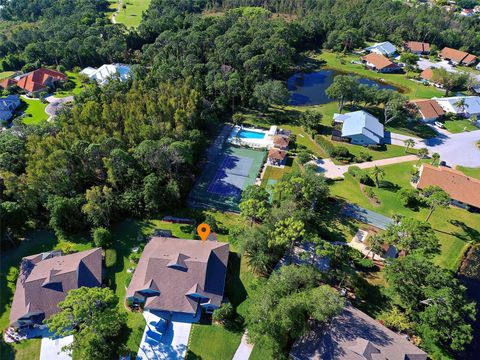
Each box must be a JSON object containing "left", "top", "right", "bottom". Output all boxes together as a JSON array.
[
  {"left": 365, "top": 42, "right": 397, "bottom": 56},
  {"left": 433, "top": 96, "right": 480, "bottom": 115},
  {"left": 80, "top": 64, "right": 131, "bottom": 85},
  {"left": 341, "top": 110, "right": 384, "bottom": 142}
]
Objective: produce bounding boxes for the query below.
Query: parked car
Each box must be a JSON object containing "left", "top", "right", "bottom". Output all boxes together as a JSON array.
[
  {"left": 434, "top": 121, "right": 445, "bottom": 129},
  {"left": 439, "top": 161, "right": 447, "bottom": 167}
]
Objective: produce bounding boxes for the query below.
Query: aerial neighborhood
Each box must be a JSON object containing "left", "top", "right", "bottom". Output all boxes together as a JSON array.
[{"left": 1, "top": 1, "right": 480, "bottom": 360}]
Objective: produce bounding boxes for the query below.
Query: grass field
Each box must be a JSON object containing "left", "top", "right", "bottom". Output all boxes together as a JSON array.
[
  {"left": 443, "top": 119, "right": 478, "bottom": 134},
  {"left": 110, "top": 0, "right": 151, "bottom": 28},
  {"left": 55, "top": 71, "right": 85, "bottom": 98},
  {"left": 0, "top": 71, "right": 14, "bottom": 80},
  {"left": 315, "top": 51, "right": 444, "bottom": 100},
  {"left": 19, "top": 98, "right": 48, "bottom": 125},
  {"left": 330, "top": 160, "right": 479, "bottom": 270},
  {"left": 457, "top": 166, "right": 480, "bottom": 179}
]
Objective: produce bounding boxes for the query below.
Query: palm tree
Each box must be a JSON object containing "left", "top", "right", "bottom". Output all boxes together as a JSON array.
[
  {"left": 403, "top": 139, "right": 415, "bottom": 153},
  {"left": 454, "top": 98, "right": 469, "bottom": 115},
  {"left": 370, "top": 166, "right": 385, "bottom": 187},
  {"left": 417, "top": 148, "right": 429, "bottom": 165},
  {"left": 431, "top": 152, "right": 440, "bottom": 165}
]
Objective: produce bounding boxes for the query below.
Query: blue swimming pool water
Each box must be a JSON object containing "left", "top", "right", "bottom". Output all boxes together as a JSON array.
[{"left": 238, "top": 130, "right": 265, "bottom": 139}]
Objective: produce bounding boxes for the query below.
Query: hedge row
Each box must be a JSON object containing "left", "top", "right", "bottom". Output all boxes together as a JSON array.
[{"left": 315, "top": 135, "right": 335, "bottom": 157}]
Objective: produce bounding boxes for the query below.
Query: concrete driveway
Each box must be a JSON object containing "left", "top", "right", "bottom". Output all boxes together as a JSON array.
[
  {"left": 137, "top": 311, "right": 193, "bottom": 360},
  {"left": 40, "top": 335, "right": 73, "bottom": 360}
]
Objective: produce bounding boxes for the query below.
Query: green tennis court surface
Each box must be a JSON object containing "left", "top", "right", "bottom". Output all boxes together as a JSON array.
[{"left": 188, "top": 145, "right": 266, "bottom": 212}]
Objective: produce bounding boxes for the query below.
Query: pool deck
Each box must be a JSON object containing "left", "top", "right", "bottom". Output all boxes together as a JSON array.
[{"left": 227, "top": 125, "right": 276, "bottom": 148}]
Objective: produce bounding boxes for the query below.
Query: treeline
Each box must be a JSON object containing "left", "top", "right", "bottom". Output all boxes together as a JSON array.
[
  {"left": 205, "top": 0, "right": 480, "bottom": 55},
  {"left": 0, "top": 0, "right": 128, "bottom": 70},
  {"left": 0, "top": 78, "right": 207, "bottom": 245}
]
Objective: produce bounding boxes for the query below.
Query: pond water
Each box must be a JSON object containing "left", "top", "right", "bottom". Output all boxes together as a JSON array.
[{"left": 287, "top": 69, "right": 397, "bottom": 106}]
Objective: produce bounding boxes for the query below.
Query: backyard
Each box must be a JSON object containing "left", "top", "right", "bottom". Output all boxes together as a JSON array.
[
  {"left": 330, "top": 160, "right": 480, "bottom": 271},
  {"left": 19, "top": 98, "right": 48, "bottom": 125},
  {"left": 109, "top": 0, "right": 151, "bottom": 28}
]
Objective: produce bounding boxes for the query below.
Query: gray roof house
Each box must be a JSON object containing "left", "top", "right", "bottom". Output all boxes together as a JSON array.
[
  {"left": 365, "top": 42, "right": 397, "bottom": 57},
  {"left": 126, "top": 237, "right": 229, "bottom": 320},
  {"left": 0, "top": 95, "right": 21, "bottom": 122},
  {"left": 334, "top": 111, "right": 384, "bottom": 145},
  {"left": 290, "top": 305, "right": 427, "bottom": 360},
  {"left": 10, "top": 248, "right": 103, "bottom": 328}
]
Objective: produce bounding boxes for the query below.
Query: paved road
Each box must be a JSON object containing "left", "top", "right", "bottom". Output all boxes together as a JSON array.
[
  {"left": 311, "top": 155, "right": 418, "bottom": 179},
  {"left": 388, "top": 128, "right": 480, "bottom": 167},
  {"left": 341, "top": 203, "right": 394, "bottom": 230}
]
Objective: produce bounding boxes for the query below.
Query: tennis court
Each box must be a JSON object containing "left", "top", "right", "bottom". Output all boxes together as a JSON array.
[{"left": 188, "top": 145, "right": 266, "bottom": 212}]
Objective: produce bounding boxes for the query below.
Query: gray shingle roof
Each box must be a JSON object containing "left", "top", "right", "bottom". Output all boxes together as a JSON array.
[
  {"left": 10, "top": 248, "right": 103, "bottom": 326},
  {"left": 290, "top": 305, "right": 427, "bottom": 360},
  {"left": 126, "top": 237, "right": 229, "bottom": 314}
]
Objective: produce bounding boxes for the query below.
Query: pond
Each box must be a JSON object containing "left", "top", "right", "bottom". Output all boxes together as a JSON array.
[{"left": 287, "top": 69, "right": 398, "bottom": 106}]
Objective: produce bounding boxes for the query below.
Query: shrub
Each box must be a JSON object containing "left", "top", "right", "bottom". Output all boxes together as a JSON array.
[
  {"left": 129, "top": 252, "right": 141, "bottom": 264},
  {"left": 315, "top": 136, "right": 335, "bottom": 157},
  {"left": 359, "top": 173, "right": 374, "bottom": 186},
  {"left": 355, "top": 151, "right": 372, "bottom": 163},
  {"left": 378, "top": 307, "right": 412, "bottom": 333},
  {"left": 348, "top": 166, "right": 362, "bottom": 178},
  {"left": 367, "top": 144, "right": 381, "bottom": 151},
  {"left": 331, "top": 146, "right": 352, "bottom": 162},
  {"left": 297, "top": 150, "right": 312, "bottom": 164},
  {"left": 355, "top": 257, "right": 376, "bottom": 269},
  {"left": 364, "top": 187, "right": 377, "bottom": 200},
  {"left": 93, "top": 227, "right": 112, "bottom": 248},
  {"left": 212, "top": 303, "right": 235, "bottom": 324}
]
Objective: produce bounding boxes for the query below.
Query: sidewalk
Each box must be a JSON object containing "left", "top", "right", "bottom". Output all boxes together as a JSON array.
[{"left": 232, "top": 331, "right": 254, "bottom": 360}]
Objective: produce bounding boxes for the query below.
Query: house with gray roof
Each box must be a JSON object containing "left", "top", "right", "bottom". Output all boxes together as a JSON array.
[
  {"left": 0, "top": 95, "right": 21, "bottom": 121},
  {"left": 365, "top": 41, "right": 397, "bottom": 57},
  {"left": 334, "top": 110, "right": 384, "bottom": 145},
  {"left": 10, "top": 248, "right": 103, "bottom": 328},
  {"left": 126, "top": 237, "right": 229, "bottom": 320},
  {"left": 290, "top": 305, "right": 427, "bottom": 360}
]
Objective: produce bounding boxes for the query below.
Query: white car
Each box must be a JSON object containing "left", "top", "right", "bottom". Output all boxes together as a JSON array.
[{"left": 434, "top": 121, "right": 445, "bottom": 129}]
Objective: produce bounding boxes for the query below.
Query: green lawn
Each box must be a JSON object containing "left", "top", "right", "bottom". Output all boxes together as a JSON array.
[
  {"left": 443, "top": 119, "right": 478, "bottom": 134},
  {"left": 186, "top": 323, "right": 242, "bottom": 360},
  {"left": 330, "top": 160, "right": 479, "bottom": 271},
  {"left": 110, "top": 0, "right": 151, "bottom": 28},
  {"left": 55, "top": 71, "right": 85, "bottom": 98},
  {"left": 0, "top": 71, "right": 14, "bottom": 80},
  {"left": 315, "top": 51, "right": 444, "bottom": 100},
  {"left": 457, "top": 166, "right": 480, "bottom": 179},
  {"left": 19, "top": 98, "right": 48, "bottom": 125}
]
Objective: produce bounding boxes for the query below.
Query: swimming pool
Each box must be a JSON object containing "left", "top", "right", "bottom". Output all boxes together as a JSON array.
[{"left": 238, "top": 130, "right": 266, "bottom": 139}]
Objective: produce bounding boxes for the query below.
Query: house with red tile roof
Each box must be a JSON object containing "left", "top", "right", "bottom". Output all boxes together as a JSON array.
[
  {"left": 15, "top": 68, "right": 67, "bottom": 97},
  {"left": 412, "top": 99, "right": 445, "bottom": 121},
  {"left": 404, "top": 41, "right": 430, "bottom": 55},
  {"left": 440, "top": 47, "right": 477, "bottom": 66},
  {"left": 267, "top": 148, "right": 287, "bottom": 166},
  {"left": 0, "top": 78, "right": 18, "bottom": 89},
  {"left": 415, "top": 164, "right": 480, "bottom": 210},
  {"left": 361, "top": 53, "right": 401, "bottom": 73}
]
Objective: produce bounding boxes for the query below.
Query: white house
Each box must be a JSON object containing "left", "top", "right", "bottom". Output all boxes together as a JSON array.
[
  {"left": 365, "top": 42, "right": 397, "bottom": 57},
  {"left": 80, "top": 64, "right": 131, "bottom": 86},
  {"left": 0, "top": 95, "right": 21, "bottom": 121},
  {"left": 334, "top": 110, "right": 384, "bottom": 145},
  {"left": 433, "top": 96, "right": 480, "bottom": 117}
]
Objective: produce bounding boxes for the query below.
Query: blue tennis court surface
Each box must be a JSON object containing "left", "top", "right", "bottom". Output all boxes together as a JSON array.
[{"left": 188, "top": 145, "right": 266, "bottom": 212}]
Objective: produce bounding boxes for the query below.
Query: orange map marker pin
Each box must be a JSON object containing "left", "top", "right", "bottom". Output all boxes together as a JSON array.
[{"left": 197, "top": 223, "right": 211, "bottom": 241}]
